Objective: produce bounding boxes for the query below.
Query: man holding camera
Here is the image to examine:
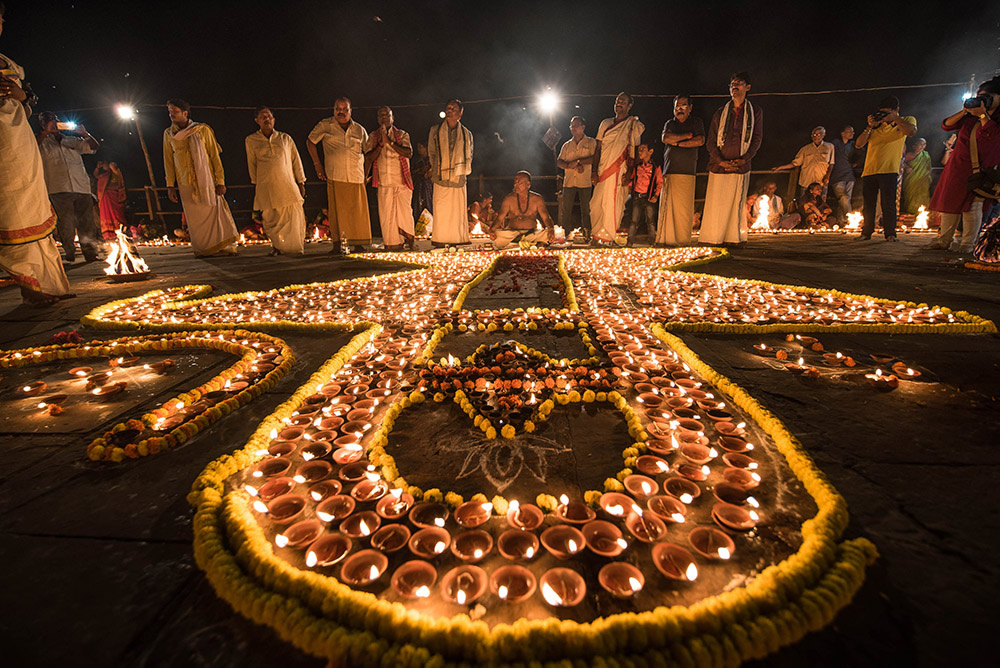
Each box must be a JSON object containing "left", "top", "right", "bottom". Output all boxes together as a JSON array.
[
  {"left": 923, "top": 77, "right": 1000, "bottom": 253},
  {"left": 36, "top": 111, "right": 104, "bottom": 263},
  {"left": 854, "top": 95, "right": 916, "bottom": 241}
]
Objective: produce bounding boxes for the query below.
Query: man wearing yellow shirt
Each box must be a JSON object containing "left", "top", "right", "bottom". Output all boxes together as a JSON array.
[{"left": 854, "top": 95, "right": 916, "bottom": 241}]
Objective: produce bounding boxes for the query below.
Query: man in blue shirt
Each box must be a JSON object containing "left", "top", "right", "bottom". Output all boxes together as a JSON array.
[{"left": 829, "top": 125, "right": 856, "bottom": 222}]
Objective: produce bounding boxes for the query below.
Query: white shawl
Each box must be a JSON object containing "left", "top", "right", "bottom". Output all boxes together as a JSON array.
[
  {"left": 436, "top": 121, "right": 472, "bottom": 181},
  {"left": 716, "top": 100, "right": 755, "bottom": 156}
]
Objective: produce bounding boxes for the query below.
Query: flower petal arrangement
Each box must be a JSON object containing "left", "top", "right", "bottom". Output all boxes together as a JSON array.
[{"left": 75, "top": 247, "right": 993, "bottom": 665}]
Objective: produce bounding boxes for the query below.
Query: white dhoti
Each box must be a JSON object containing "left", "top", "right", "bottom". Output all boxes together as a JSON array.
[
  {"left": 178, "top": 185, "right": 239, "bottom": 256},
  {"left": 0, "top": 234, "right": 71, "bottom": 297},
  {"left": 492, "top": 227, "right": 549, "bottom": 249},
  {"left": 655, "top": 174, "right": 696, "bottom": 246},
  {"left": 590, "top": 175, "right": 628, "bottom": 243},
  {"left": 261, "top": 205, "right": 305, "bottom": 254},
  {"left": 700, "top": 172, "right": 750, "bottom": 244},
  {"left": 377, "top": 186, "right": 415, "bottom": 247},
  {"left": 431, "top": 184, "right": 469, "bottom": 245}
]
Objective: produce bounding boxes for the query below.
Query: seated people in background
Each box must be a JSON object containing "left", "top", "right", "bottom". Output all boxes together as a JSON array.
[
  {"left": 240, "top": 212, "right": 266, "bottom": 240},
  {"left": 625, "top": 143, "right": 662, "bottom": 246},
  {"left": 800, "top": 182, "right": 836, "bottom": 228},
  {"left": 746, "top": 193, "right": 759, "bottom": 227},
  {"left": 489, "top": 171, "right": 554, "bottom": 249},
  {"left": 752, "top": 181, "right": 800, "bottom": 229},
  {"left": 308, "top": 208, "right": 330, "bottom": 240},
  {"left": 468, "top": 193, "right": 496, "bottom": 232}
]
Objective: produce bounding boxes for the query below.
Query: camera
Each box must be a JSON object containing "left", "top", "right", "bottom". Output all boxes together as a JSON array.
[
  {"left": 871, "top": 110, "right": 889, "bottom": 122},
  {"left": 964, "top": 93, "right": 993, "bottom": 110}
]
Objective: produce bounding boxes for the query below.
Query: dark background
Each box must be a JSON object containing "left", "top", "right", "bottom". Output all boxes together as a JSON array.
[{"left": 3, "top": 0, "right": 999, "bottom": 227}]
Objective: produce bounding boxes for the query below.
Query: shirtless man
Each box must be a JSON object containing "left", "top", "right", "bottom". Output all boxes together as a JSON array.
[{"left": 489, "top": 171, "right": 555, "bottom": 249}]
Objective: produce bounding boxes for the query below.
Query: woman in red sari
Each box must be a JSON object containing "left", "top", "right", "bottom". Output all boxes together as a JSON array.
[{"left": 94, "top": 161, "right": 127, "bottom": 239}]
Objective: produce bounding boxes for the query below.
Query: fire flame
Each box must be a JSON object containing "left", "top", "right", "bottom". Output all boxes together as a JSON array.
[
  {"left": 751, "top": 195, "right": 771, "bottom": 230},
  {"left": 104, "top": 228, "right": 150, "bottom": 275},
  {"left": 845, "top": 211, "right": 862, "bottom": 230},
  {"left": 913, "top": 205, "right": 929, "bottom": 230}
]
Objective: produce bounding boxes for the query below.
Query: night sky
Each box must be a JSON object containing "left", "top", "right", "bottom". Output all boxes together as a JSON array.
[{"left": 3, "top": 0, "right": 999, "bottom": 223}]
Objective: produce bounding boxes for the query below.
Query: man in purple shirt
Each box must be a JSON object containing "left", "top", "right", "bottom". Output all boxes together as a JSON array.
[{"left": 700, "top": 72, "right": 763, "bottom": 245}]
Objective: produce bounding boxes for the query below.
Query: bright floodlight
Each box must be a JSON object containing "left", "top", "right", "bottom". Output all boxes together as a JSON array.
[
  {"left": 962, "top": 92, "right": 973, "bottom": 101},
  {"left": 439, "top": 111, "right": 446, "bottom": 119},
  {"left": 116, "top": 104, "right": 135, "bottom": 120},
  {"left": 538, "top": 90, "right": 559, "bottom": 114}
]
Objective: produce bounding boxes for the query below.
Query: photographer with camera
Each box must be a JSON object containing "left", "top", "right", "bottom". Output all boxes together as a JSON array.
[
  {"left": 922, "top": 76, "right": 1000, "bottom": 253},
  {"left": 854, "top": 95, "right": 917, "bottom": 241}
]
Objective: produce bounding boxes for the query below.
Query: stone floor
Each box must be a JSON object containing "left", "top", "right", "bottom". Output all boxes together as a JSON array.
[{"left": 1, "top": 234, "right": 997, "bottom": 667}]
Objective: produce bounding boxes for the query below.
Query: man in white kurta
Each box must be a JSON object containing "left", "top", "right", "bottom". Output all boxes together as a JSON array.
[
  {"left": 429, "top": 99, "right": 474, "bottom": 247},
  {"left": 590, "top": 93, "right": 644, "bottom": 245},
  {"left": 246, "top": 107, "right": 306, "bottom": 255},
  {"left": 307, "top": 97, "right": 371, "bottom": 254},
  {"left": 0, "top": 42, "right": 71, "bottom": 304},
  {"left": 163, "top": 99, "right": 239, "bottom": 256},
  {"left": 365, "top": 106, "right": 415, "bottom": 250}
]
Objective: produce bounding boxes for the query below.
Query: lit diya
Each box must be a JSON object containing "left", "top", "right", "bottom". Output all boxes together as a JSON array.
[
  {"left": 440, "top": 565, "right": 488, "bottom": 605},
  {"left": 339, "top": 549, "right": 387, "bottom": 586},
  {"left": 370, "top": 524, "right": 411, "bottom": 553},
  {"left": 623, "top": 474, "right": 659, "bottom": 499},
  {"left": 598, "top": 492, "right": 634, "bottom": 517},
  {"left": 17, "top": 381, "right": 47, "bottom": 397},
  {"left": 712, "top": 502, "right": 758, "bottom": 531},
  {"left": 375, "top": 489, "right": 413, "bottom": 519},
  {"left": 635, "top": 455, "right": 670, "bottom": 476},
  {"left": 454, "top": 500, "right": 493, "bottom": 528},
  {"left": 581, "top": 520, "right": 628, "bottom": 557},
  {"left": 651, "top": 542, "right": 699, "bottom": 581},
  {"left": 689, "top": 526, "right": 735, "bottom": 560},
  {"left": 490, "top": 565, "right": 536, "bottom": 603},
  {"left": 554, "top": 494, "right": 596, "bottom": 524},
  {"left": 316, "top": 494, "right": 356, "bottom": 522},
  {"left": 409, "top": 527, "right": 451, "bottom": 558},
  {"left": 539, "top": 567, "right": 586, "bottom": 607},
  {"left": 646, "top": 495, "right": 687, "bottom": 524},
  {"left": 91, "top": 381, "right": 128, "bottom": 398},
  {"left": 390, "top": 560, "right": 436, "bottom": 599},
  {"left": 598, "top": 562, "right": 644, "bottom": 598},
  {"left": 340, "top": 510, "right": 380, "bottom": 538},
  {"left": 506, "top": 500, "right": 544, "bottom": 530},
  {"left": 624, "top": 507, "right": 667, "bottom": 542},
  {"left": 497, "top": 529, "right": 539, "bottom": 560},
  {"left": 264, "top": 494, "right": 307, "bottom": 525},
  {"left": 305, "top": 533, "right": 352, "bottom": 567},
  {"left": 409, "top": 502, "right": 449, "bottom": 529},
  {"left": 247, "top": 476, "right": 293, "bottom": 501},
  {"left": 540, "top": 525, "right": 585, "bottom": 559},
  {"left": 450, "top": 529, "right": 493, "bottom": 562},
  {"left": 307, "top": 479, "right": 342, "bottom": 502},
  {"left": 274, "top": 519, "right": 322, "bottom": 548}
]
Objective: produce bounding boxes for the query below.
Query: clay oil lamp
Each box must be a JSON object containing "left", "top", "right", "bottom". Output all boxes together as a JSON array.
[
  {"left": 705, "top": 408, "right": 734, "bottom": 422},
  {"left": 244, "top": 476, "right": 293, "bottom": 502},
  {"left": 540, "top": 568, "right": 587, "bottom": 607},
  {"left": 497, "top": 529, "right": 539, "bottom": 561},
  {"left": 340, "top": 510, "right": 380, "bottom": 538},
  {"left": 339, "top": 461, "right": 374, "bottom": 483},
  {"left": 91, "top": 381, "right": 128, "bottom": 398},
  {"left": 892, "top": 363, "right": 922, "bottom": 380},
  {"left": 674, "top": 417, "right": 704, "bottom": 433},
  {"left": 294, "top": 460, "right": 332, "bottom": 484},
  {"left": 319, "top": 415, "right": 345, "bottom": 431},
  {"left": 635, "top": 455, "right": 670, "bottom": 476},
  {"left": 409, "top": 502, "right": 450, "bottom": 529},
  {"left": 341, "top": 420, "right": 373, "bottom": 437},
  {"left": 599, "top": 562, "right": 644, "bottom": 599},
  {"left": 227, "top": 380, "right": 249, "bottom": 392},
  {"left": 304, "top": 534, "right": 352, "bottom": 568},
  {"left": 250, "top": 457, "right": 293, "bottom": 480},
  {"left": 36, "top": 393, "right": 68, "bottom": 409},
  {"left": 454, "top": 500, "right": 493, "bottom": 528},
  {"left": 301, "top": 440, "right": 332, "bottom": 461},
  {"left": 722, "top": 452, "right": 758, "bottom": 471},
  {"left": 350, "top": 477, "right": 388, "bottom": 502},
  {"left": 679, "top": 442, "right": 715, "bottom": 466},
  {"left": 645, "top": 408, "right": 673, "bottom": 425},
  {"left": 598, "top": 492, "right": 634, "bottom": 518},
  {"left": 651, "top": 543, "right": 699, "bottom": 581},
  {"left": 675, "top": 462, "right": 711, "bottom": 482},
  {"left": 339, "top": 549, "right": 388, "bottom": 586},
  {"left": 346, "top": 408, "right": 373, "bottom": 423},
  {"left": 713, "top": 502, "right": 759, "bottom": 531},
  {"left": 274, "top": 519, "right": 323, "bottom": 548},
  {"left": 267, "top": 441, "right": 296, "bottom": 458},
  {"left": 370, "top": 524, "right": 411, "bottom": 553},
  {"left": 624, "top": 506, "right": 667, "bottom": 543},
  {"left": 646, "top": 495, "right": 687, "bottom": 524},
  {"left": 276, "top": 426, "right": 305, "bottom": 443},
  {"left": 307, "top": 479, "right": 342, "bottom": 502},
  {"left": 332, "top": 445, "right": 364, "bottom": 465},
  {"left": 68, "top": 366, "right": 92, "bottom": 378},
  {"left": 409, "top": 527, "right": 451, "bottom": 558},
  {"left": 633, "top": 382, "right": 657, "bottom": 395},
  {"left": 717, "top": 435, "right": 751, "bottom": 453},
  {"left": 375, "top": 488, "right": 413, "bottom": 519},
  {"left": 540, "top": 525, "right": 585, "bottom": 559},
  {"left": 713, "top": 483, "right": 750, "bottom": 506},
  {"left": 689, "top": 527, "right": 736, "bottom": 560},
  {"left": 870, "top": 353, "right": 895, "bottom": 364},
  {"left": 636, "top": 393, "right": 663, "bottom": 411},
  {"left": 623, "top": 474, "right": 658, "bottom": 500},
  {"left": 506, "top": 500, "right": 543, "bottom": 530},
  {"left": 784, "top": 357, "right": 808, "bottom": 374},
  {"left": 440, "top": 565, "right": 488, "bottom": 606},
  {"left": 490, "top": 565, "right": 536, "bottom": 603},
  {"left": 319, "top": 383, "right": 342, "bottom": 396},
  {"left": 451, "top": 530, "right": 493, "bottom": 562},
  {"left": 723, "top": 467, "right": 761, "bottom": 490},
  {"left": 582, "top": 520, "right": 628, "bottom": 557},
  {"left": 390, "top": 560, "right": 437, "bottom": 599},
  {"left": 262, "top": 493, "right": 307, "bottom": 525},
  {"left": 316, "top": 494, "right": 356, "bottom": 523},
  {"left": 554, "top": 494, "right": 596, "bottom": 524},
  {"left": 751, "top": 343, "right": 773, "bottom": 356}
]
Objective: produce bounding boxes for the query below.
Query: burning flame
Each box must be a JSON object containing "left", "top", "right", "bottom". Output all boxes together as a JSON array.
[
  {"left": 913, "top": 205, "right": 929, "bottom": 229},
  {"left": 751, "top": 195, "right": 771, "bottom": 230},
  {"left": 686, "top": 563, "right": 699, "bottom": 580},
  {"left": 845, "top": 211, "right": 862, "bottom": 230},
  {"left": 104, "top": 228, "right": 150, "bottom": 275},
  {"left": 415, "top": 585, "right": 430, "bottom": 598},
  {"left": 541, "top": 582, "right": 563, "bottom": 606}
]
